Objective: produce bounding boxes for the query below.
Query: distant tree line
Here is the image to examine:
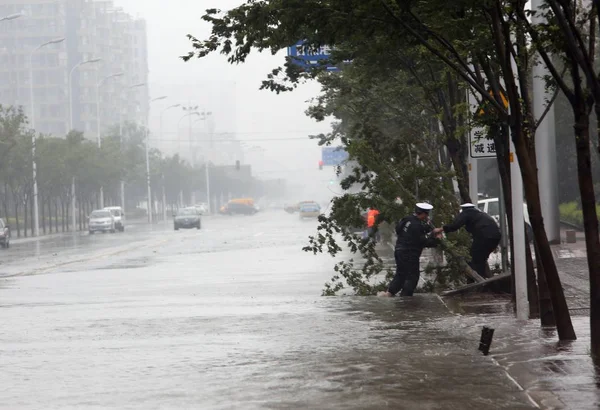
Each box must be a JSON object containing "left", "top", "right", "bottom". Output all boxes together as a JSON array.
[{"left": 0, "top": 105, "right": 271, "bottom": 237}]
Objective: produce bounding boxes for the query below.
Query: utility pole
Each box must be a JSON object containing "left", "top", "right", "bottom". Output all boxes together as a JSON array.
[
  {"left": 29, "top": 37, "right": 65, "bottom": 237},
  {"left": 509, "top": 50, "right": 529, "bottom": 320},
  {"left": 532, "top": 0, "right": 560, "bottom": 244},
  {"left": 96, "top": 72, "right": 124, "bottom": 209}
]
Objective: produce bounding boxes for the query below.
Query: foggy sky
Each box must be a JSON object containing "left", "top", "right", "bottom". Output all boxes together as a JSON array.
[{"left": 112, "top": 0, "right": 336, "bottom": 199}]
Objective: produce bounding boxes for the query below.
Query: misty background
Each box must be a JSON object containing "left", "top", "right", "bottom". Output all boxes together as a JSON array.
[{"left": 114, "top": 0, "right": 335, "bottom": 203}]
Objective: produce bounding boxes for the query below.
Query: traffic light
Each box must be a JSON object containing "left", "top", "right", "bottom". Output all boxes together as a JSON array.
[
  {"left": 318, "top": 160, "right": 324, "bottom": 170},
  {"left": 235, "top": 160, "right": 240, "bottom": 170}
]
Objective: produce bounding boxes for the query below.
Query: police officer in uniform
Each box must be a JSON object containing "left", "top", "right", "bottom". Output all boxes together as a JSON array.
[
  {"left": 433, "top": 203, "right": 501, "bottom": 278},
  {"left": 378, "top": 203, "right": 441, "bottom": 297}
]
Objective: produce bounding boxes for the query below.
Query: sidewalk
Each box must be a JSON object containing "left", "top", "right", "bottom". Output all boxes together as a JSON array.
[
  {"left": 9, "top": 217, "right": 152, "bottom": 244},
  {"left": 443, "top": 293, "right": 597, "bottom": 409},
  {"left": 380, "top": 231, "right": 598, "bottom": 408},
  {"left": 361, "top": 294, "right": 538, "bottom": 409}
]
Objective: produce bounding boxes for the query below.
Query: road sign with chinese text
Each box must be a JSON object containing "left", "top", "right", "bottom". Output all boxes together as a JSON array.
[
  {"left": 469, "top": 136, "right": 497, "bottom": 158},
  {"left": 321, "top": 146, "right": 349, "bottom": 166},
  {"left": 287, "top": 41, "right": 342, "bottom": 71}
]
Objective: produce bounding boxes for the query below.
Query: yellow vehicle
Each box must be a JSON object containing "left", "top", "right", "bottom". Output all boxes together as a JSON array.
[
  {"left": 299, "top": 202, "right": 321, "bottom": 219},
  {"left": 220, "top": 198, "right": 258, "bottom": 215},
  {"left": 229, "top": 198, "right": 255, "bottom": 206}
]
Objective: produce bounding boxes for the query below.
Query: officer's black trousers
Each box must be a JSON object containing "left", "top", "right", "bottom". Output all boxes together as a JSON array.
[
  {"left": 388, "top": 250, "right": 420, "bottom": 296},
  {"left": 470, "top": 235, "right": 501, "bottom": 278}
]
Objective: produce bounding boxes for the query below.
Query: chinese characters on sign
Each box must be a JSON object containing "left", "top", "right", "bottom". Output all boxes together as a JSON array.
[{"left": 470, "top": 139, "right": 496, "bottom": 158}]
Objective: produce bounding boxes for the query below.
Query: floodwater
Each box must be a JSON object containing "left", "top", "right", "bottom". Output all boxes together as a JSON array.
[{"left": 0, "top": 211, "right": 595, "bottom": 409}]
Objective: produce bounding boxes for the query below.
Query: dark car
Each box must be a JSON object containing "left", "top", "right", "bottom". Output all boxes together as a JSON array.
[
  {"left": 225, "top": 202, "right": 257, "bottom": 215},
  {"left": 0, "top": 218, "right": 10, "bottom": 248},
  {"left": 174, "top": 207, "right": 201, "bottom": 230}
]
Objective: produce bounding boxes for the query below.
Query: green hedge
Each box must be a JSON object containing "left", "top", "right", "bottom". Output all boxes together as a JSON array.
[{"left": 559, "top": 201, "right": 600, "bottom": 227}]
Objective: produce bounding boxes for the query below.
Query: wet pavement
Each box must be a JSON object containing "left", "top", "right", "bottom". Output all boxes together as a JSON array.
[{"left": 0, "top": 212, "right": 594, "bottom": 409}]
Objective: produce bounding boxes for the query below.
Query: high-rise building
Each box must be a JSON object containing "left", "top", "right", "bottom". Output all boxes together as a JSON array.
[{"left": 0, "top": 0, "right": 149, "bottom": 139}]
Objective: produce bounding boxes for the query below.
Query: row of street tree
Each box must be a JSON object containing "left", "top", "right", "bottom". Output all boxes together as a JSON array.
[
  {"left": 0, "top": 105, "right": 266, "bottom": 238},
  {"left": 186, "top": 1, "right": 600, "bottom": 360}
]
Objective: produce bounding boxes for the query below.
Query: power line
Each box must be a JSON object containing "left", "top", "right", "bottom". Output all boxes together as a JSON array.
[
  {"left": 158, "top": 130, "right": 329, "bottom": 136},
  {"left": 147, "top": 137, "right": 318, "bottom": 143}
]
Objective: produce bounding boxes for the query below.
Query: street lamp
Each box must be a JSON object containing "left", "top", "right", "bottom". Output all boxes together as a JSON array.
[
  {"left": 145, "top": 96, "right": 167, "bottom": 224},
  {"left": 177, "top": 111, "right": 200, "bottom": 152},
  {"left": 29, "top": 37, "right": 65, "bottom": 237},
  {"left": 160, "top": 103, "right": 180, "bottom": 144},
  {"left": 118, "top": 82, "right": 146, "bottom": 212},
  {"left": 96, "top": 72, "right": 124, "bottom": 148},
  {"left": 0, "top": 13, "right": 23, "bottom": 22},
  {"left": 159, "top": 103, "right": 180, "bottom": 221},
  {"left": 193, "top": 111, "right": 213, "bottom": 214},
  {"left": 69, "top": 58, "right": 101, "bottom": 130},
  {"left": 67, "top": 57, "right": 101, "bottom": 232},
  {"left": 95, "top": 72, "right": 123, "bottom": 209}
]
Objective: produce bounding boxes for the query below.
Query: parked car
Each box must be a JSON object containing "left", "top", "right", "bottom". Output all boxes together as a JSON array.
[
  {"left": 195, "top": 203, "right": 209, "bottom": 214},
  {"left": 299, "top": 202, "right": 321, "bottom": 219},
  {"left": 89, "top": 209, "right": 116, "bottom": 234},
  {"left": 104, "top": 206, "right": 125, "bottom": 232},
  {"left": 0, "top": 218, "right": 10, "bottom": 248},
  {"left": 477, "top": 197, "right": 533, "bottom": 242},
  {"left": 224, "top": 202, "right": 258, "bottom": 215},
  {"left": 174, "top": 207, "right": 201, "bottom": 230}
]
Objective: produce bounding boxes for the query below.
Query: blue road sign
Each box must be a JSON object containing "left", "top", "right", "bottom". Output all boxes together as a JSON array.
[
  {"left": 287, "top": 41, "right": 340, "bottom": 71},
  {"left": 322, "top": 146, "right": 349, "bottom": 166}
]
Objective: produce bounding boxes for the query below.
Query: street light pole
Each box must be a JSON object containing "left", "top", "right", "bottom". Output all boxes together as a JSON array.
[
  {"left": 0, "top": 13, "right": 23, "bottom": 22},
  {"left": 160, "top": 104, "right": 180, "bottom": 220},
  {"left": 68, "top": 58, "right": 101, "bottom": 232},
  {"left": 69, "top": 58, "right": 101, "bottom": 131},
  {"left": 96, "top": 72, "right": 124, "bottom": 209},
  {"left": 146, "top": 96, "right": 167, "bottom": 224},
  {"left": 29, "top": 37, "right": 65, "bottom": 237},
  {"left": 177, "top": 111, "right": 200, "bottom": 154},
  {"left": 194, "top": 110, "right": 213, "bottom": 213},
  {"left": 119, "top": 82, "right": 146, "bottom": 213}
]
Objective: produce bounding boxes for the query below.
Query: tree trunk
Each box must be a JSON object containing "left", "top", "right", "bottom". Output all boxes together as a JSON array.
[
  {"left": 54, "top": 199, "right": 58, "bottom": 233},
  {"left": 61, "top": 199, "right": 66, "bottom": 232},
  {"left": 2, "top": 182, "right": 9, "bottom": 228},
  {"left": 512, "top": 124, "right": 576, "bottom": 340},
  {"left": 24, "top": 200, "right": 29, "bottom": 238},
  {"left": 525, "top": 226, "right": 540, "bottom": 319},
  {"left": 14, "top": 200, "right": 20, "bottom": 238},
  {"left": 66, "top": 198, "right": 70, "bottom": 232},
  {"left": 575, "top": 102, "right": 600, "bottom": 360},
  {"left": 44, "top": 198, "right": 49, "bottom": 234},
  {"left": 42, "top": 196, "right": 47, "bottom": 234},
  {"left": 534, "top": 235, "right": 555, "bottom": 326}
]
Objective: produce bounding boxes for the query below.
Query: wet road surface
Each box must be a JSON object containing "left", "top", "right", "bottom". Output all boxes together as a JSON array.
[{"left": 1, "top": 212, "right": 542, "bottom": 408}]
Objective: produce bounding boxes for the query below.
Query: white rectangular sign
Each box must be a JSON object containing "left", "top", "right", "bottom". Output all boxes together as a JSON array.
[{"left": 469, "top": 134, "right": 497, "bottom": 158}]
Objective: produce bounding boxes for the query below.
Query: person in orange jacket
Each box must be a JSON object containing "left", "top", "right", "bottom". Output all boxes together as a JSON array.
[{"left": 365, "top": 208, "right": 381, "bottom": 242}]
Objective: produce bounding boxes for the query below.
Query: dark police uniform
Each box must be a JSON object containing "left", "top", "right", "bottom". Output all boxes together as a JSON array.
[
  {"left": 443, "top": 205, "right": 501, "bottom": 278},
  {"left": 387, "top": 213, "right": 439, "bottom": 296}
]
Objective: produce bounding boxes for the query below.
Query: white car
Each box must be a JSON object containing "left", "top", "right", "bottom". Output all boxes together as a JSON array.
[
  {"left": 89, "top": 209, "right": 116, "bottom": 234},
  {"left": 477, "top": 197, "right": 533, "bottom": 241},
  {"left": 104, "top": 206, "right": 125, "bottom": 232},
  {"left": 195, "top": 203, "right": 209, "bottom": 214}
]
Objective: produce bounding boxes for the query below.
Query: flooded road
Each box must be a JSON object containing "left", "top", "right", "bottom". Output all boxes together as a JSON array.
[{"left": 1, "top": 212, "right": 540, "bottom": 408}]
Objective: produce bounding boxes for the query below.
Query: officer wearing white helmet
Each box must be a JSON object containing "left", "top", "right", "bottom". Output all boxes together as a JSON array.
[
  {"left": 378, "top": 203, "right": 441, "bottom": 297},
  {"left": 433, "top": 202, "right": 501, "bottom": 278}
]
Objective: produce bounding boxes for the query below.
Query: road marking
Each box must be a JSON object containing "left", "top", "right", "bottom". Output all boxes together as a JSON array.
[
  {"left": 1, "top": 236, "right": 171, "bottom": 278},
  {"left": 254, "top": 232, "right": 264, "bottom": 237}
]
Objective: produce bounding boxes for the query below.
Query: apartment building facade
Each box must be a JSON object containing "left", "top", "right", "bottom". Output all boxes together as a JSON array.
[{"left": 0, "top": 0, "right": 149, "bottom": 139}]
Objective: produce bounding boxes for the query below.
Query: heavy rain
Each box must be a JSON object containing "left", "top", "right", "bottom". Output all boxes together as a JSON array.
[{"left": 1, "top": 1, "right": 600, "bottom": 409}]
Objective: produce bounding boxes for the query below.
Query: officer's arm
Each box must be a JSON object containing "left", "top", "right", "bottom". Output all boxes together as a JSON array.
[
  {"left": 395, "top": 219, "right": 406, "bottom": 236},
  {"left": 443, "top": 212, "right": 467, "bottom": 234},
  {"left": 407, "top": 220, "right": 439, "bottom": 248}
]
